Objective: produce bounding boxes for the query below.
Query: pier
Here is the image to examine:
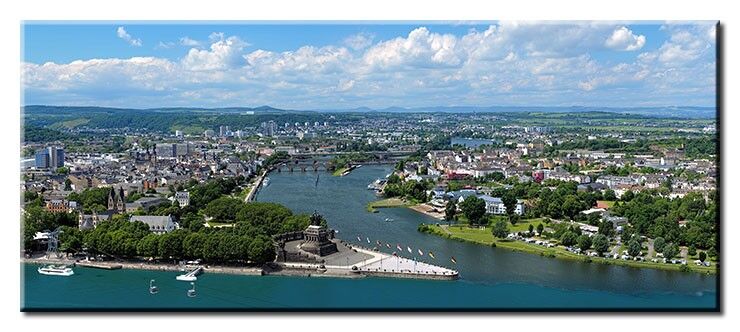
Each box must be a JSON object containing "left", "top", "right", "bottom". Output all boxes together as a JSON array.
[{"left": 76, "top": 261, "right": 123, "bottom": 270}]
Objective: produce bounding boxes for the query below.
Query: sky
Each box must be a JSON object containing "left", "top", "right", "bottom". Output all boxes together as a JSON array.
[{"left": 21, "top": 21, "right": 717, "bottom": 109}]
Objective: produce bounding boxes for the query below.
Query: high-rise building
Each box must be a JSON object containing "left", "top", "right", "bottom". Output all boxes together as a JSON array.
[
  {"left": 35, "top": 146, "right": 64, "bottom": 169},
  {"left": 260, "top": 121, "right": 277, "bottom": 137},
  {"left": 34, "top": 150, "right": 49, "bottom": 168},
  {"left": 219, "top": 125, "right": 230, "bottom": 137}
]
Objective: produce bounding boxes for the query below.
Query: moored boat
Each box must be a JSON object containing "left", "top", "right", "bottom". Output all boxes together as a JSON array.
[{"left": 37, "top": 265, "right": 74, "bottom": 277}]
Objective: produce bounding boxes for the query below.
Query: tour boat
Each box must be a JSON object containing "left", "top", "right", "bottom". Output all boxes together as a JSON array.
[{"left": 37, "top": 265, "right": 74, "bottom": 277}]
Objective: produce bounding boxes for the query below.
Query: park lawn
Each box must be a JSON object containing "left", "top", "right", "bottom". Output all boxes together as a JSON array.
[
  {"left": 597, "top": 200, "right": 616, "bottom": 208},
  {"left": 332, "top": 167, "right": 350, "bottom": 176},
  {"left": 423, "top": 225, "right": 716, "bottom": 274},
  {"left": 366, "top": 197, "right": 413, "bottom": 212}
]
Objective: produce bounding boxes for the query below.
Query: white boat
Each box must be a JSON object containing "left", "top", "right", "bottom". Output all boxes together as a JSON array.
[
  {"left": 38, "top": 265, "right": 74, "bottom": 277},
  {"left": 384, "top": 218, "right": 394, "bottom": 222},
  {"left": 176, "top": 274, "right": 197, "bottom": 282}
]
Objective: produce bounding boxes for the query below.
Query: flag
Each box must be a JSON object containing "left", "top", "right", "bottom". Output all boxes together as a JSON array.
[
  {"left": 407, "top": 246, "right": 412, "bottom": 254},
  {"left": 418, "top": 249, "right": 424, "bottom": 256},
  {"left": 429, "top": 251, "right": 435, "bottom": 259},
  {"left": 396, "top": 244, "right": 402, "bottom": 251},
  {"left": 451, "top": 256, "right": 457, "bottom": 264}
]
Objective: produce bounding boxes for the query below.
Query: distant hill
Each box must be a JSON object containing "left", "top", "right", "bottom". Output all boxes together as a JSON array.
[{"left": 23, "top": 104, "right": 716, "bottom": 119}]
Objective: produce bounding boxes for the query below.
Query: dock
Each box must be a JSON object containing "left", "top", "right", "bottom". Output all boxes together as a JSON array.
[{"left": 76, "top": 261, "right": 123, "bottom": 270}]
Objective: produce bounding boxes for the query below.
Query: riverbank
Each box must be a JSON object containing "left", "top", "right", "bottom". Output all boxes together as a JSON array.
[
  {"left": 419, "top": 224, "right": 717, "bottom": 275},
  {"left": 366, "top": 197, "right": 414, "bottom": 212},
  {"left": 407, "top": 203, "right": 445, "bottom": 220},
  {"left": 23, "top": 257, "right": 263, "bottom": 276}
]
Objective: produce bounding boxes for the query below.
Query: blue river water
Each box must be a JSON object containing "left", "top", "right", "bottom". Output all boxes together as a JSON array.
[{"left": 22, "top": 165, "right": 718, "bottom": 310}]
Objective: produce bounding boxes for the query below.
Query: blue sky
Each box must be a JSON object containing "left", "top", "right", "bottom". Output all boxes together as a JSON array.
[{"left": 21, "top": 21, "right": 717, "bottom": 109}]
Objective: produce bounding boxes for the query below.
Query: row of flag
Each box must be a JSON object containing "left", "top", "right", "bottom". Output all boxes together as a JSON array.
[{"left": 356, "top": 235, "right": 456, "bottom": 264}]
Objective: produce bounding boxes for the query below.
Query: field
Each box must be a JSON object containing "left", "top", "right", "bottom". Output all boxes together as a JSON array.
[{"left": 421, "top": 224, "right": 716, "bottom": 274}]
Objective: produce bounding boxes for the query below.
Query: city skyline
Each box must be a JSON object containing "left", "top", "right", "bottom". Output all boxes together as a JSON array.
[{"left": 22, "top": 21, "right": 717, "bottom": 109}]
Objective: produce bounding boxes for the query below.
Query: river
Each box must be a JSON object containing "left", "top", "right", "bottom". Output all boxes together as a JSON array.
[{"left": 22, "top": 165, "right": 717, "bottom": 310}]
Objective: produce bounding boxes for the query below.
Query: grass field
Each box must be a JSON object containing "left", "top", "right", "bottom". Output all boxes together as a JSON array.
[
  {"left": 366, "top": 198, "right": 413, "bottom": 212},
  {"left": 421, "top": 224, "right": 716, "bottom": 274}
]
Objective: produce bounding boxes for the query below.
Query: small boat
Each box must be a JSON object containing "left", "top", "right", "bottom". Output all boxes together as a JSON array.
[
  {"left": 384, "top": 218, "right": 394, "bottom": 222},
  {"left": 176, "top": 274, "right": 197, "bottom": 282},
  {"left": 38, "top": 265, "right": 74, "bottom": 277},
  {"left": 418, "top": 249, "right": 424, "bottom": 256},
  {"left": 263, "top": 177, "right": 270, "bottom": 187},
  {"left": 187, "top": 282, "right": 197, "bottom": 298},
  {"left": 149, "top": 279, "right": 159, "bottom": 294}
]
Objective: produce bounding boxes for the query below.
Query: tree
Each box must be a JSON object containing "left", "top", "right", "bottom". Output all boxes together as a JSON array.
[
  {"left": 137, "top": 234, "right": 159, "bottom": 258},
  {"left": 248, "top": 235, "right": 276, "bottom": 265},
  {"left": 621, "top": 190, "right": 635, "bottom": 202},
  {"left": 653, "top": 237, "right": 666, "bottom": 253},
  {"left": 663, "top": 243, "right": 679, "bottom": 260},
  {"left": 577, "top": 234, "right": 592, "bottom": 251},
  {"left": 536, "top": 223, "right": 544, "bottom": 235},
  {"left": 459, "top": 196, "right": 487, "bottom": 226},
  {"left": 699, "top": 251, "right": 707, "bottom": 262},
  {"left": 502, "top": 192, "right": 517, "bottom": 216},
  {"left": 492, "top": 220, "right": 509, "bottom": 239},
  {"left": 560, "top": 231, "right": 578, "bottom": 246},
  {"left": 528, "top": 224, "right": 534, "bottom": 236},
  {"left": 444, "top": 200, "right": 457, "bottom": 225},
  {"left": 203, "top": 197, "right": 244, "bottom": 223},
  {"left": 603, "top": 189, "right": 617, "bottom": 201},
  {"left": 627, "top": 238, "right": 642, "bottom": 257},
  {"left": 688, "top": 245, "right": 697, "bottom": 256},
  {"left": 598, "top": 220, "right": 614, "bottom": 238},
  {"left": 592, "top": 234, "right": 609, "bottom": 256}
]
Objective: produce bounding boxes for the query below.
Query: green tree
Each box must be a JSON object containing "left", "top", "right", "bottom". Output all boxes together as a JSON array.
[
  {"left": 627, "top": 238, "right": 642, "bottom": 257},
  {"left": 577, "top": 234, "right": 592, "bottom": 251},
  {"left": 248, "top": 235, "right": 276, "bottom": 265},
  {"left": 560, "top": 231, "right": 578, "bottom": 246},
  {"left": 699, "top": 251, "right": 707, "bottom": 262},
  {"left": 492, "top": 220, "right": 509, "bottom": 239},
  {"left": 137, "top": 234, "right": 159, "bottom": 258},
  {"left": 528, "top": 224, "right": 534, "bottom": 236},
  {"left": 653, "top": 237, "right": 666, "bottom": 253},
  {"left": 688, "top": 245, "right": 697, "bottom": 256},
  {"left": 444, "top": 200, "right": 457, "bottom": 225},
  {"left": 502, "top": 192, "right": 517, "bottom": 216},
  {"left": 459, "top": 196, "right": 487, "bottom": 226},
  {"left": 663, "top": 243, "right": 678, "bottom": 260},
  {"left": 536, "top": 223, "right": 544, "bottom": 235},
  {"left": 603, "top": 189, "right": 617, "bottom": 201},
  {"left": 203, "top": 197, "right": 244, "bottom": 223},
  {"left": 592, "top": 234, "right": 609, "bottom": 256}
]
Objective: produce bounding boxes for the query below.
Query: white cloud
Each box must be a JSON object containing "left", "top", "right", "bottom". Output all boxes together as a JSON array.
[
  {"left": 344, "top": 33, "right": 374, "bottom": 50},
  {"left": 605, "top": 26, "right": 646, "bottom": 51},
  {"left": 116, "top": 26, "right": 142, "bottom": 47},
  {"left": 337, "top": 79, "right": 355, "bottom": 92},
  {"left": 23, "top": 23, "right": 716, "bottom": 108},
  {"left": 182, "top": 35, "right": 248, "bottom": 71},
  {"left": 156, "top": 41, "right": 175, "bottom": 49},
  {"left": 179, "top": 37, "right": 200, "bottom": 47}
]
